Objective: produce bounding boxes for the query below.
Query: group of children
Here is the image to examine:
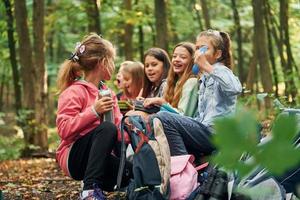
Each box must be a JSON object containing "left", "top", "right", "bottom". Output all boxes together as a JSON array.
[
  {"left": 116, "top": 42, "right": 200, "bottom": 118},
  {"left": 55, "top": 30, "right": 242, "bottom": 199}
]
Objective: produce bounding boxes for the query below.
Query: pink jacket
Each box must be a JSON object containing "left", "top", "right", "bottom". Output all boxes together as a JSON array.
[{"left": 56, "top": 80, "right": 122, "bottom": 176}]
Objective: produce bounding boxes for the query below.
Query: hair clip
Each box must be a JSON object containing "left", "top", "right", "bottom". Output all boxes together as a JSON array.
[
  {"left": 75, "top": 42, "right": 81, "bottom": 51},
  {"left": 69, "top": 53, "right": 79, "bottom": 62},
  {"left": 79, "top": 45, "right": 85, "bottom": 54}
]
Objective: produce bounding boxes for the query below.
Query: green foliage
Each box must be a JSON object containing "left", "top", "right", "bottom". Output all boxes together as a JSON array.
[
  {"left": 0, "top": 135, "right": 24, "bottom": 161},
  {"left": 48, "top": 127, "right": 60, "bottom": 153},
  {"left": 212, "top": 108, "right": 300, "bottom": 177}
]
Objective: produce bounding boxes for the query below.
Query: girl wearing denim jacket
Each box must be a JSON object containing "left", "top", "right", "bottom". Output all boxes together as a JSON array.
[
  {"left": 56, "top": 34, "right": 132, "bottom": 200},
  {"left": 157, "top": 30, "right": 242, "bottom": 159}
]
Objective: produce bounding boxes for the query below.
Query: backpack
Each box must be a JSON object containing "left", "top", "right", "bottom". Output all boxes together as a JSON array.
[
  {"left": 116, "top": 115, "right": 171, "bottom": 200},
  {"left": 170, "top": 155, "right": 209, "bottom": 200}
]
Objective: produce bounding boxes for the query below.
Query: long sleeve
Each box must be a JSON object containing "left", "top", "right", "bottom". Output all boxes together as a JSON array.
[
  {"left": 209, "top": 64, "right": 242, "bottom": 96},
  {"left": 56, "top": 87, "right": 98, "bottom": 141},
  {"left": 177, "top": 78, "right": 199, "bottom": 117}
]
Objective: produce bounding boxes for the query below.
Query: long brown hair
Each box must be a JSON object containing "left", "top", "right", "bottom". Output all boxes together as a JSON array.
[
  {"left": 164, "top": 42, "right": 196, "bottom": 108},
  {"left": 142, "top": 48, "right": 171, "bottom": 98},
  {"left": 56, "top": 33, "right": 114, "bottom": 94},
  {"left": 197, "top": 29, "right": 233, "bottom": 69}
]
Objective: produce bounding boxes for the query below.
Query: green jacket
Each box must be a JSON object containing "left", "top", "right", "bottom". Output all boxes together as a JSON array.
[{"left": 178, "top": 77, "right": 199, "bottom": 117}]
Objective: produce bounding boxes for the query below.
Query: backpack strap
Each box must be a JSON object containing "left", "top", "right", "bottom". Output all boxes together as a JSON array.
[
  {"left": 195, "top": 162, "right": 209, "bottom": 171},
  {"left": 135, "top": 131, "right": 149, "bottom": 153},
  {"left": 115, "top": 116, "right": 129, "bottom": 195}
]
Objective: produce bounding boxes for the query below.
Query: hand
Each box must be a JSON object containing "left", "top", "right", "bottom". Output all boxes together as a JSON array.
[
  {"left": 136, "top": 96, "right": 145, "bottom": 101},
  {"left": 143, "top": 97, "right": 165, "bottom": 107},
  {"left": 94, "top": 96, "right": 114, "bottom": 114},
  {"left": 194, "top": 50, "right": 213, "bottom": 73}
]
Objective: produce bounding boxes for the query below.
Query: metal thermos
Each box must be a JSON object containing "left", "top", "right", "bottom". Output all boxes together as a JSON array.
[{"left": 99, "top": 89, "right": 114, "bottom": 122}]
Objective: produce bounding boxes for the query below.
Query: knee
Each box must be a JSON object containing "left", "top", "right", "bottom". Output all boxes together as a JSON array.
[
  {"left": 95, "top": 121, "right": 118, "bottom": 139},
  {"left": 156, "top": 111, "right": 171, "bottom": 122}
]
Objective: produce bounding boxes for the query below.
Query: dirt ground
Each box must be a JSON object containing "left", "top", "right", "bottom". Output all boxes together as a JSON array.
[{"left": 0, "top": 158, "right": 125, "bottom": 200}]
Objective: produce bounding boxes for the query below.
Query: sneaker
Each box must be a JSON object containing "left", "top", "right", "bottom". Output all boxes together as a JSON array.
[{"left": 80, "top": 184, "right": 106, "bottom": 200}]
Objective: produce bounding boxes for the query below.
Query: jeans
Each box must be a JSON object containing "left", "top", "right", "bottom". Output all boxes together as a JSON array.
[
  {"left": 68, "top": 121, "right": 133, "bottom": 191},
  {"left": 156, "top": 111, "right": 216, "bottom": 158}
]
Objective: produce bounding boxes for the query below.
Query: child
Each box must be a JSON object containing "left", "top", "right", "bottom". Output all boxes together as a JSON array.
[
  {"left": 116, "top": 61, "right": 133, "bottom": 101},
  {"left": 143, "top": 42, "right": 199, "bottom": 117},
  {"left": 156, "top": 30, "right": 242, "bottom": 159},
  {"left": 141, "top": 48, "right": 171, "bottom": 98},
  {"left": 56, "top": 33, "right": 132, "bottom": 200},
  {"left": 121, "top": 61, "right": 144, "bottom": 100}
]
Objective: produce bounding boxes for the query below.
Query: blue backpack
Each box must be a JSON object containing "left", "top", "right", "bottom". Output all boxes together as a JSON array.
[{"left": 116, "top": 115, "right": 171, "bottom": 200}]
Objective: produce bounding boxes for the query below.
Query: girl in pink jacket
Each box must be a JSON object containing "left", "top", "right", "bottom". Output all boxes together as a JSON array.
[{"left": 56, "top": 33, "right": 132, "bottom": 200}]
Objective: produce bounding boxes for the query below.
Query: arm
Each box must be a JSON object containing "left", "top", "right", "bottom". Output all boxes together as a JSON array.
[
  {"left": 194, "top": 49, "right": 241, "bottom": 95},
  {"left": 143, "top": 97, "right": 166, "bottom": 107},
  {"left": 56, "top": 88, "right": 99, "bottom": 141},
  {"left": 209, "top": 64, "right": 242, "bottom": 95}
]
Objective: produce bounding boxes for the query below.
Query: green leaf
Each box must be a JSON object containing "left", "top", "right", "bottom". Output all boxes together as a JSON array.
[
  {"left": 212, "top": 110, "right": 259, "bottom": 174},
  {"left": 272, "top": 114, "right": 298, "bottom": 142},
  {"left": 257, "top": 140, "right": 300, "bottom": 175}
]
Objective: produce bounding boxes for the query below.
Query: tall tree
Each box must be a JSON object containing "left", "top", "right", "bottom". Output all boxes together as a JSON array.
[
  {"left": 279, "top": 0, "right": 297, "bottom": 103},
  {"left": 265, "top": 0, "right": 288, "bottom": 97},
  {"left": 192, "top": 0, "right": 204, "bottom": 31},
  {"left": 3, "top": 0, "right": 22, "bottom": 114},
  {"left": 252, "top": 0, "right": 273, "bottom": 108},
  {"left": 246, "top": 39, "right": 257, "bottom": 92},
  {"left": 14, "top": 0, "right": 48, "bottom": 155},
  {"left": 134, "top": 0, "right": 144, "bottom": 61},
  {"left": 33, "top": 0, "right": 48, "bottom": 153},
  {"left": 154, "top": 0, "right": 168, "bottom": 50},
  {"left": 168, "top": 4, "right": 179, "bottom": 45},
  {"left": 231, "top": 0, "right": 244, "bottom": 86},
  {"left": 124, "top": 0, "right": 133, "bottom": 60},
  {"left": 199, "top": 0, "right": 211, "bottom": 29},
  {"left": 84, "top": 0, "right": 101, "bottom": 34},
  {"left": 263, "top": 0, "right": 279, "bottom": 97}
]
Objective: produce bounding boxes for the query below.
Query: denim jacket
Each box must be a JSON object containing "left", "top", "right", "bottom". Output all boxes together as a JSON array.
[{"left": 194, "top": 62, "right": 242, "bottom": 127}]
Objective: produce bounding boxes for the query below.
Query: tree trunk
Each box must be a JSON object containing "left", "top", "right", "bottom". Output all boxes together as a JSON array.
[
  {"left": 0, "top": 66, "right": 7, "bottom": 111},
  {"left": 263, "top": 0, "right": 279, "bottom": 97},
  {"left": 168, "top": 4, "right": 179, "bottom": 45},
  {"left": 280, "top": 0, "right": 297, "bottom": 103},
  {"left": 192, "top": 0, "right": 204, "bottom": 32},
  {"left": 199, "top": 0, "right": 211, "bottom": 29},
  {"left": 154, "top": 0, "right": 168, "bottom": 50},
  {"left": 14, "top": 0, "right": 48, "bottom": 155},
  {"left": 123, "top": 0, "right": 133, "bottom": 60},
  {"left": 33, "top": 0, "right": 48, "bottom": 152},
  {"left": 246, "top": 43, "right": 257, "bottom": 93},
  {"left": 14, "top": 0, "right": 36, "bottom": 110},
  {"left": 14, "top": 0, "right": 35, "bottom": 151},
  {"left": 252, "top": 0, "right": 273, "bottom": 108},
  {"left": 3, "top": 0, "right": 22, "bottom": 114},
  {"left": 138, "top": 25, "right": 144, "bottom": 62},
  {"left": 230, "top": 0, "right": 244, "bottom": 86},
  {"left": 231, "top": 0, "right": 245, "bottom": 85},
  {"left": 266, "top": 0, "right": 288, "bottom": 97},
  {"left": 84, "top": 0, "right": 101, "bottom": 34}
]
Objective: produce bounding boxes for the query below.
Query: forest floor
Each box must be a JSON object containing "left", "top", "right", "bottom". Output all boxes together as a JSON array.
[{"left": 0, "top": 158, "right": 125, "bottom": 200}]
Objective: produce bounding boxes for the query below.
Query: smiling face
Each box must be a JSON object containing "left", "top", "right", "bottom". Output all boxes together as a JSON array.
[
  {"left": 144, "top": 55, "right": 164, "bottom": 86},
  {"left": 122, "top": 71, "right": 134, "bottom": 96},
  {"left": 171, "top": 46, "right": 193, "bottom": 76},
  {"left": 116, "top": 70, "right": 124, "bottom": 89}
]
